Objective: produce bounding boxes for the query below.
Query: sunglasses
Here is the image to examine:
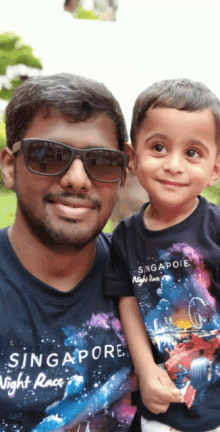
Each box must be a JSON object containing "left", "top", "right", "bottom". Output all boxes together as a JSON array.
[{"left": 12, "top": 138, "right": 129, "bottom": 183}]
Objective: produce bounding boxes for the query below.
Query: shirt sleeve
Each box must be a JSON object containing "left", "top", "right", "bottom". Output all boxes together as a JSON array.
[{"left": 104, "top": 223, "right": 134, "bottom": 297}]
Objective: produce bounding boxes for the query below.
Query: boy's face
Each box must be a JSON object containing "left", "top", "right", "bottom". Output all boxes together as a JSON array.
[{"left": 127, "top": 107, "right": 220, "bottom": 210}]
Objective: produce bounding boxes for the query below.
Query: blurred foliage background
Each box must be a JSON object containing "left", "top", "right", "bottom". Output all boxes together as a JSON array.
[
  {"left": 0, "top": 32, "right": 42, "bottom": 228},
  {"left": 74, "top": 6, "right": 99, "bottom": 20},
  {"left": 64, "top": 0, "right": 118, "bottom": 22},
  {"left": 0, "top": 32, "right": 42, "bottom": 101},
  {"left": 0, "top": 31, "right": 220, "bottom": 231}
]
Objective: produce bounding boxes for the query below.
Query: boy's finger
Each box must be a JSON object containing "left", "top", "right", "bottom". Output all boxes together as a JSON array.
[
  {"left": 169, "top": 392, "right": 185, "bottom": 403},
  {"left": 160, "top": 374, "right": 184, "bottom": 399},
  {"left": 154, "top": 384, "right": 180, "bottom": 403},
  {"left": 156, "top": 380, "right": 184, "bottom": 403},
  {"left": 164, "top": 385, "right": 184, "bottom": 402}
]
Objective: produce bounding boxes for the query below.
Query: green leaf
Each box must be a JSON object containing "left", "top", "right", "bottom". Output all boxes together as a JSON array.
[
  {"left": 201, "top": 183, "right": 220, "bottom": 205},
  {"left": 75, "top": 6, "right": 99, "bottom": 20},
  {"left": 0, "top": 32, "right": 42, "bottom": 75},
  {"left": 0, "top": 33, "right": 20, "bottom": 51},
  {"left": 0, "top": 86, "right": 13, "bottom": 101}
]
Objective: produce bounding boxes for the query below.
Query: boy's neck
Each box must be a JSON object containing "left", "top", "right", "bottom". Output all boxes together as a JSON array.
[{"left": 143, "top": 197, "right": 200, "bottom": 231}]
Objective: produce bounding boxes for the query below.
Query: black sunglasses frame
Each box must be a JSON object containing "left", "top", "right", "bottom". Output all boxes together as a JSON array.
[{"left": 12, "top": 138, "right": 129, "bottom": 183}]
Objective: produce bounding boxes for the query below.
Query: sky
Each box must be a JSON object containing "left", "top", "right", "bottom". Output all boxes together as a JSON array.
[{"left": 1, "top": 0, "right": 220, "bottom": 133}]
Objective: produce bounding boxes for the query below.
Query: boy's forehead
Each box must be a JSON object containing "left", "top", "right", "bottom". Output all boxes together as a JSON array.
[{"left": 136, "top": 107, "right": 217, "bottom": 144}]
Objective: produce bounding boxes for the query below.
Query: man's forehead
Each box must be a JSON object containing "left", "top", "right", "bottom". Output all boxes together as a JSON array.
[
  {"left": 23, "top": 109, "right": 119, "bottom": 149},
  {"left": 27, "top": 109, "right": 114, "bottom": 130}
]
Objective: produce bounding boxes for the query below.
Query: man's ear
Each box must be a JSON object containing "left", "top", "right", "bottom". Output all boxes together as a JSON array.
[
  {"left": 0, "top": 147, "right": 16, "bottom": 190},
  {"left": 123, "top": 142, "right": 137, "bottom": 176}
]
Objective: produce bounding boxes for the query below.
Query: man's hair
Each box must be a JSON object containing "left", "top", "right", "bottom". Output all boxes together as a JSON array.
[
  {"left": 130, "top": 78, "right": 220, "bottom": 146},
  {"left": 6, "top": 73, "right": 128, "bottom": 151}
]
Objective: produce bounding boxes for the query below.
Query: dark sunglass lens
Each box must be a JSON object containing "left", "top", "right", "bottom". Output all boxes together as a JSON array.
[
  {"left": 86, "top": 150, "right": 124, "bottom": 181},
  {"left": 27, "top": 142, "right": 72, "bottom": 174}
]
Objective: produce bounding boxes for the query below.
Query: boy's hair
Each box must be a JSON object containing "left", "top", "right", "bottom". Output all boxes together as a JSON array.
[
  {"left": 6, "top": 73, "right": 128, "bottom": 151},
  {"left": 131, "top": 78, "right": 220, "bottom": 146}
]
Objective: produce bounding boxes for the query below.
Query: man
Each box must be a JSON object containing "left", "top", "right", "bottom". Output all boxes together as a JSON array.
[{"left": 0, "top": 73, "right": 137, "bottom": 432}]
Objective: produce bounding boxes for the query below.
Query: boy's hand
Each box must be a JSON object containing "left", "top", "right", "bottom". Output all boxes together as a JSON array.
[{"left": 139, "top": 364, "right": 184, "bottom": 414}]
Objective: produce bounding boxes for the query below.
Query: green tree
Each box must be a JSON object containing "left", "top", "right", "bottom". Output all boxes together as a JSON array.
[
  {"left": 0, "top": 32, "right": 43, "bottom": 185},
  {"left": 0, "top": 122, "right": 5, "bottom": 148},
  {"left": 202, "top": 184, "right": 220, "bottom": 205},
  {"left": 74, "top": 6, "right": 99, "bottom": 19},
  {"left": 0, "top": 32, "right": 42, "bottom": 102}
]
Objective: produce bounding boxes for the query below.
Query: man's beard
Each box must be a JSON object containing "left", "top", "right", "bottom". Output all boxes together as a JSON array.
[{"left": 15, "top": 190, "right": 104, "bottom": 252}]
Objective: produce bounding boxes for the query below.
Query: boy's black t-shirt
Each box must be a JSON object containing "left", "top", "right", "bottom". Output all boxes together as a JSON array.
[
  {"left": 105, "top": 196, "right": 220, "bottom": 432},
  {"left": 0, "top": 227, "right": 136, "bottom": 432}
]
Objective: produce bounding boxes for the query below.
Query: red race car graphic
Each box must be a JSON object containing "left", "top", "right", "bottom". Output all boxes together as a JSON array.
[{"left": 165, "top": 331, "right": 220, "bottom": 408}]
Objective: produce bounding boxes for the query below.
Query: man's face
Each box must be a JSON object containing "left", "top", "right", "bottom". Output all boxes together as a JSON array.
[{"left": 9, "top": 111, "right": 121, "bottom": 250}]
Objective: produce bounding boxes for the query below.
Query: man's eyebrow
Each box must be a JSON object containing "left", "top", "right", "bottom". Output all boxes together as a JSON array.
[{"left": 57, "top": 140, "right": 107, "bottom": 149}]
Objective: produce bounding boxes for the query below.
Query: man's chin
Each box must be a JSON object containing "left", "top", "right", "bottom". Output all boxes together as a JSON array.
[
  {"left": 17, "top": 199, "right": 105, "bottom": 251},
  {"left": 35, "top": 224, "right": 102, "bottom": 251}
]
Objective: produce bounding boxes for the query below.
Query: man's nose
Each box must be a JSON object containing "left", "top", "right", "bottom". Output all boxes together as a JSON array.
[
  {"left": 163, "top": 152, "right": 184, "bottom": 174},
  {"left": 59, "top": 157, "right": 92, "bottom": 191}
]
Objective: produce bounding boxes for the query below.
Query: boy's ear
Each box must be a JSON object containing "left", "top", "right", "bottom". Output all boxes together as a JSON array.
[
  {"left": 120, "top": 169, "right": 127, "bottom": 187},
  {"left": 0, "top": 147, "right": 16, "bottom": 190},
  {"left": 208, "top": 155, "right": 220, "bottom": 187},
  {"left": 123, "top": 142, "right": 138, "bottom": 176}
]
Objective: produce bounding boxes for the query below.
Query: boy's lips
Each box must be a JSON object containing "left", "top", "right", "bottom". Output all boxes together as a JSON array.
[{"left": 158, "top": 179, "right": 187, "bottom": 187}]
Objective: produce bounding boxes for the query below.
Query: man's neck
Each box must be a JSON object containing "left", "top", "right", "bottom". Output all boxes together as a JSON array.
[
  {"left": 8, "top": 223, "right": 97, "bottom": 292},
  {"left": 143, "top": 197, "right": 199, "bottom": 231}
]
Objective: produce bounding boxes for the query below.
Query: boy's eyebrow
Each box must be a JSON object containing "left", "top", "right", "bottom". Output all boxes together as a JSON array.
[
  {"left": 144, "top": 133, "right": 169, "bottom": 143},
  {"left": 185, "top": 139, "right": 210, "bottom": 154}
]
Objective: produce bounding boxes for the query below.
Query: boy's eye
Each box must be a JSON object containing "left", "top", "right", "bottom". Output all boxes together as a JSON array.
[
  {"left": 186, "top": 149, "right": 200, "bottom": 158},
  {"left": 153, "top": 144, "right": 167, "bottom": 153}
]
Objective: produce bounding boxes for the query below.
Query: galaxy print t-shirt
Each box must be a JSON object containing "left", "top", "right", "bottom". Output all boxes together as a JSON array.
[
  {"left": 105, "top": 196, "right": 220, "bottom": 432},
  {"left": 0, "top": 229, "right": 136, "bottom": 432}
]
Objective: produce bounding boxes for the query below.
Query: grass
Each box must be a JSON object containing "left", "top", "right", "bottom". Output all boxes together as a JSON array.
[
  {"left": 0, "top": 188, "right": 17, "bottom": 228},
  {"left": 0, "top": 186, "right": 114, "bottom": 232},
  {"left": 102, "top": 218, "right": 113, "bottom": 233}
]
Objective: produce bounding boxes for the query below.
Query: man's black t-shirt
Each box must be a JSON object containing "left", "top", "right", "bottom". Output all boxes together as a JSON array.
[
  {"left": 105, "top": 196, "right": 220, "bottom": 432},
  {"left": 0, "top": 227, "right": 135, "bottom": 432}
]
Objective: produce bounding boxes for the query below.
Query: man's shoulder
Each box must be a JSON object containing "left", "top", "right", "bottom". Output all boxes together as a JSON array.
[
  {"left": 0, "top": 226, "right": 9, "bottom": 235},
  {"left": 96, "top": 232, "right": 112, "bottom": 263},
  {"left": 0, "top": 226, "right": 10, "bottom": 248},
  {"left": 98, "top": 231, "right": 112, "bottom": 249}
]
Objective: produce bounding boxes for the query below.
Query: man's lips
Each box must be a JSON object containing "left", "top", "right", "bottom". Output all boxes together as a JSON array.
[
  {"left": 45, "top": 196, "right": 101, "bottom": 219},
  {"left": 53, "top": 204, "right": 92, "bottom": 219},
  {"left": 48, "top": 197, "right": 94, "bottom": 209}
]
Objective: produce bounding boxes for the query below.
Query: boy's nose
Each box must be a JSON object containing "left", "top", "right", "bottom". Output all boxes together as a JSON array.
[
  {"left": 59, "top": 157, "right": 92, "bottom": 191},
  {"left": 163, "top": 153, "right": 184, "bottom": 174}
]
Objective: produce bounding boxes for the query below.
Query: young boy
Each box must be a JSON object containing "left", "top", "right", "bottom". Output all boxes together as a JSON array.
[{"left": 105, "top": 79, "right": 220, "bottom": 432}]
